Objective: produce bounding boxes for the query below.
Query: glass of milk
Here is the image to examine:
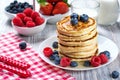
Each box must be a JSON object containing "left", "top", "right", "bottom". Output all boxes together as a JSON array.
[
  {"left": 71, "top": 0, "right": 99, "bottom": 20},
  {"left": 97, "top": 0, "right": 119, "bottom": 26}
]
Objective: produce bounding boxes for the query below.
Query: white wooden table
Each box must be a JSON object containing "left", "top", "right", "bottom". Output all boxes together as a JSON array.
[{"left": 0, "top": 0, "right": 120, "bottom": 80}]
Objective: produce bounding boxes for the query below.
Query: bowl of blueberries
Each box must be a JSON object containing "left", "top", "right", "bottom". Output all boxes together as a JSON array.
[{"left": 5, "top": 0, "right": 33, "bottom": 19}]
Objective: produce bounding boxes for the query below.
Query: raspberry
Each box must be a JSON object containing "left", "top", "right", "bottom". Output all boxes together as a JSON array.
[
  {"left": 24, "top": 17, "right": 32, "bottom": 23},
  {"left": 43, "top": 47, "right": 53, "bottom": 57},
  {"left": 31, "top": 11, "right": 40, "bottom": 21},
  {"left": 23, "top": 8, "right": 33, "bottom": 17},
  {"left": 13, "top": 17, "right": 24, "bottom": 27},
  {"left": 26, "top": 21, "right": 35, "bottom": 27},
  {"left": 99, "top": 54, "right": 108, "bottom": 64},
  {"left": 35, "top": 16, "right": 44, "bottom": 25},
  {"left": 60, "top": 57, "right": 71, "bottom": 67},
  {"left": 16, "top": 13, "right": 26, "bottom": 21},
  {"left": 91, "top": 56, "right": 101, "bottom": 67}
]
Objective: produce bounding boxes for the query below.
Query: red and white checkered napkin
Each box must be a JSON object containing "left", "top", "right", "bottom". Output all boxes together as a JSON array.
[{"left": 0, "top": 32, "right": 75, "bottom": 80}]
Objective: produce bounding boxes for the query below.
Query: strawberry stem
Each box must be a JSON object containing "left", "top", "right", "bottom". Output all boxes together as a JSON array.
[{"left": 37, "top": 0, "right": 46, "bottom": 4}]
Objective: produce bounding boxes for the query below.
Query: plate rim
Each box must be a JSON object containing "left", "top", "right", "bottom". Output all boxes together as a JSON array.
[{"left": 38, "top": 35, "right": 119, "bottom": 71}]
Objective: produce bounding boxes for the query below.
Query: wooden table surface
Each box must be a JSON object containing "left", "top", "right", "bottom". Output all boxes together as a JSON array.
[{"left": 1, "top": 0, "right": 120, "bottom": 80}]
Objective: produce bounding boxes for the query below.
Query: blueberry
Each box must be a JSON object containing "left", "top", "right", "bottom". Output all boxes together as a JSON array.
[
  {"left": 71, "top": 18, "right": 78, "bottom": 25},
  {"left": 19, "top": 42, "right": 27, "bottom": 50},
  {"left": 49, "top": 52, "right": 59, "bottom": 60},
  {"left": 80, "top": 14, "right": 89, "bottom": 22},
  {"left": 53, "top": 50, "right": 58, "bottom": 55},
  {"left": 111, "top": 71, "right": 119, "bottom": 79},
  {"left": 29, "top": 5, "right": 33, "bottom": 9},
  {"left": 100, "top": 51, "right": 110, "bottom": 59},
  {"left": 12, "top": 10, "right": 17, "bottom": 14},
  {"left": 13, "top": 0, "right": 18, "bottom": 4},
  {"left": 70, "top": 13, "right": 79, "bottom": 19},
  {"left": 54, "top": 56, "right": 61, "bottom": 65},
  {"left": 84, "top": 61, "right": 91, "bottom": 67},
  {"left": 70, "top": 61, "right": 78, "bottom": 67},
  {"left": 52, "top": 41, "right": 58, "bottom": 48},
  {"left": 49, "top": 54, "right": 55, "bottom": 60}
]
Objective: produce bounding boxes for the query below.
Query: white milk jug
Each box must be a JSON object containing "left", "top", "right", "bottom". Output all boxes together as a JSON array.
[{"left": 98, "top": 0, "right": 119, "bottom": 25}]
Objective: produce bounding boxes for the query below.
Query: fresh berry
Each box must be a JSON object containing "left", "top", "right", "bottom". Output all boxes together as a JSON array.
[
  {"left": 54, "top": 56, "right": 61, "bottom": 65},
  {"left": 49, "top": 52, "right": 59, "bottom": 60},
  {"left": 70, "top": 13, "right": 79, "bottom": 19},
  {"left": 0, "top": 55, "right": 30, "bottom": 70},
  {"left": 24, "top": 17, "right": 32, "bottom": 23},
  {"left": 40, "top": 2, "right": 53, "bottom": 15},
  {"left": 5, "top": 1, "right": 33, "bottom": 14},
  {"left": 35, "top": 16, "right": 44, "bottom": 25},
  {"left": 70, "top": 61, "right": 78, "bottom": 67},
  {"left": 52, "top": 2, "right": 69, "bottom": 15},
  {"left": 80, "top": 14, "right": 89, "bottom": 22},
  {"left": 43, "top": 47, "right": 53, "bottom": 57},
  {"left": 23, "top": 8, "right": 33, "bottom": 17},
  {"left": 46, "top": 0, "right": 63, "bottom": 3},
  {"left": 53, "top": 50, "right": 58, "bottom": 55},
  {"left": 100, "top": 51, "right": 110, "bottom": 59},
  {"left": 84, "top": 61, "right": 91, "bottom": 67},
  {"left": 0, "top": 62, "right": 31, "bottom": 78},
  {"left": 31, "top": 11, "right": 40, "bottom": 21},
  {"left": 16, "top": 13, "right": 26, "bottom": 21},
  {"left": 52, "top": 41, "right": 58, "bottom": 48},
  {"left": 13, "top": 17, "right": 24, "bottom": 26},
  {"left": 91, "top": 56, "right": 101, "bottom": 67},
  {"left": 71, "top": 18, "right": 78, "bottom": 26},
  {"left": 60, "top": 57, "right": 71, "bottom": 67},
  {"left": 99, "top": 54, "right": 108, "bottom": 64},
  {"left": 111, "top": 71, "right": 119, "bottom": 79},
  {"left": 19, "top": 42, "right": 27, "bottom": 50},
  {"left": 26, "top": 21, "right": 35, "bottom": 27}
]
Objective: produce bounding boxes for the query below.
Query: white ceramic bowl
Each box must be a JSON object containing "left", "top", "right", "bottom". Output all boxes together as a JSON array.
[
  {"left": 42, "top": 8, "right": 71, "bottom": 24},
  {"left": 11, "top": 20, "right": 46, "bottom": 36},
  {"left": 4, "top": 10, "right": 16, "bottom": 19}
]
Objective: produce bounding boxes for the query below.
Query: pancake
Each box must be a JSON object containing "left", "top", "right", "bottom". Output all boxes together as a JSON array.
[{"left": 56, "top": 15, "right": 98, "bottom": 62}]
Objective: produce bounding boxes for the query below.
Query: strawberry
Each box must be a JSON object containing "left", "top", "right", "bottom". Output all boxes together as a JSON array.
[
  {"left": 24, "top": 17, "right": 32, "bottom": 23},
  {"left": 39, "top": 1, "right": 53, "bottom": 15},
  {"left": 13, "top": 17, "right": 24, "bottom": 27},
  {"left": 60, "top": 57, "right": 71, "bottom": 67},
  {"left": 52, "top": 2, "right": 69, "bottom": 15},
  {"left": 23, "top": 8, "right": 33, "bottom": 17},
  {"left": 35, "top": 16, "right": 44, "bottom": 25},
  {"left": 31, "top": 11, "right": 40, "bottom": 21},
  {"left": 16, "top": 13, "right": 26, "bottom": 21},
  {"left": 26, "top": 21, "right": 35, "bottom": 27}
]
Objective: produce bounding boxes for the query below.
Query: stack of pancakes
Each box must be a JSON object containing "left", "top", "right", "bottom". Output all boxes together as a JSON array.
[{"left": 56, "top": 16, "right": 98, "bottom": 61}]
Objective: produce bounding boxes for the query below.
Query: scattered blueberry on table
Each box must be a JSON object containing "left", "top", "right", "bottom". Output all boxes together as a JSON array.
[
  {"left": 19, "top": 42, "right": 27, "bottom": 50},
  {"left": 111, "top": 71, "right": 119, "bottom": 79}
]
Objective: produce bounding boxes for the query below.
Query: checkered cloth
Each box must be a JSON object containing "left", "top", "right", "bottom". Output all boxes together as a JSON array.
[{"left": 0, "top": 32, "right": 75, "bottom": 80}]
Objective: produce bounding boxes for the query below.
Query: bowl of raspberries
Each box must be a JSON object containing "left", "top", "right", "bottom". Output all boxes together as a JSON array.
[
  {"left": 12, "top": 8, "right": 46, "bottom": 36},
  {"left": 37, "top": 0, "right": 71, "bottom": 24},
  {"left": 5, "top": 0, "right": 33, "bottom": 19}
]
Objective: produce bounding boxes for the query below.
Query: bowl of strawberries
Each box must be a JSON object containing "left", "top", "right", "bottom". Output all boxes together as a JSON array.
[
  {"left": 12, "top": 8, "right": 46, "bottom": 36},
  {"left": 37, "top": 0, "right": 71, "bottom": 24}
]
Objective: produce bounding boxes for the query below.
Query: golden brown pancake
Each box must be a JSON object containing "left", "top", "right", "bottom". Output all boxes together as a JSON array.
[{"left": 56, "top": 15, "right": 98, "bottom": 61}]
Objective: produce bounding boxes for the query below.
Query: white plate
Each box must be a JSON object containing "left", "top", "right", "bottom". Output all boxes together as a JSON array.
[{"left": 39, "top": 35, "right": 119, "bottom": 71}]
